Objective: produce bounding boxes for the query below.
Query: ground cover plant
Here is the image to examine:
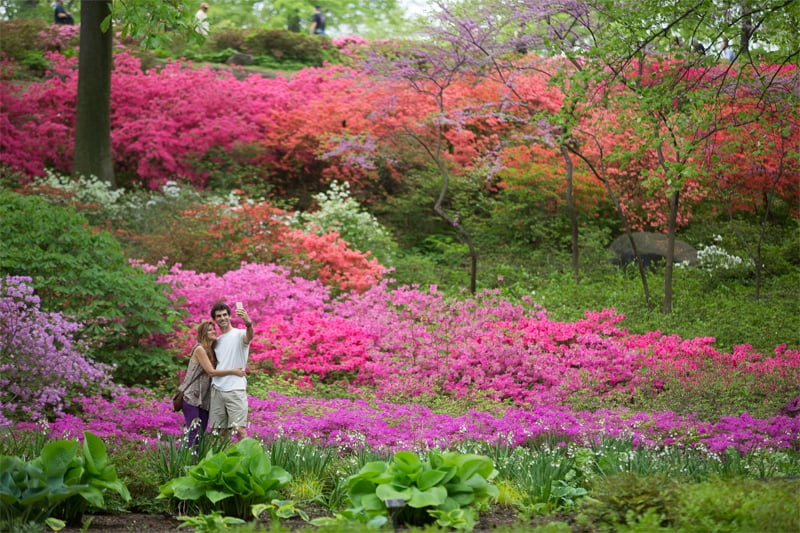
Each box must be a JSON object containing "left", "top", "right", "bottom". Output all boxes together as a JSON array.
[{"left": 1, "top": 0, "right": 799, "bottom": 530}]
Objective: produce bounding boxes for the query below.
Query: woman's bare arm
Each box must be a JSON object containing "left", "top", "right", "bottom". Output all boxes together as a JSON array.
[{"left": 195, "top": 346, "right": 245, "bottom": 377}]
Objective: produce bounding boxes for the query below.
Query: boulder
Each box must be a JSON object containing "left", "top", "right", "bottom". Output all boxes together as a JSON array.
[
  {"left": 609, "top": 231, "right": 697, "bottom": 268},
  {"left": 226, "top": 52, "right": 255, "bottom": 66}
]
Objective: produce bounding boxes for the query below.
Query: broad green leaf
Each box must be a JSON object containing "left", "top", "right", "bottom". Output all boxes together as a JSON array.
[
  {"left": 392, "top": 451, "right": 422, "bottom": 475},
  {"left": 407, "top": 485, "right": 447, "bottom": 508},
  {"left": 206, "top": 488, "right": 233, "bottom": 504},
  {"left": 40, "top": 441, "right": 78, "bottom": 479},
  {"left": 375, "top": 484, "right": 410, "bottom": 501},
  {"left": 77, "top": 485, "right": 104, "bottom": 507},
  {"left": 360, "top": 493, "right": 385, "bottom": 512},
  {"left": 416, "top": 469, "right": 447, "bottom": 491},
  {"left": 348, "top": 478, "right": 378, "bottom": 504},
  {"left": 82, "top": 432, "right": 108, "bottom": 475},
  {"left": 454, "top": 455, "right": 494, "bottom": 480}
]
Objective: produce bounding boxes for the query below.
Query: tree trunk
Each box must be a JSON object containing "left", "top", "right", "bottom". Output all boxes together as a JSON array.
[
  {"left": 663, "top": 190, "right": 680, "bottom": 314},
  {"left": 432, "top": 159, "right": 478, "bottom": 295},
  {"left": 561, "top": 145, "right": 580, "bottom": 282},
  {"left": 73, "top": 0, "right": 115, "bottom": 186},
  {"left": 567, "top": 145, "right": 652, "bottom": 308}
]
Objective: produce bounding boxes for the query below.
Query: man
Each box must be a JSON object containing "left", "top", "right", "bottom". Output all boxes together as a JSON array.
[
  {"left": 720, "top": 38, "right": 735, "bottom": 62},
  {"left": 310, "top": 5, "right": 326, "bottom": 35},
  {"left": 195, "top": 2, "right": 210, "bottom": 36},
  {"left": 209, "top": 302, "right": 254, "bottom": 439},
  {"left": 54, "top": 0, "right": 74, "bottom": 25}
]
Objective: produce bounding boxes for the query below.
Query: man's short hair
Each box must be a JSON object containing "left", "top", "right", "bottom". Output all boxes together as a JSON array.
[{"left": 211, "top": 302, "right": 231, "bottom": 319}]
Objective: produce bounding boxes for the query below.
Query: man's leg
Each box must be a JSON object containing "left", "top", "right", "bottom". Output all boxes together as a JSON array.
[
  {"left": 208, "top": 387, "right": 229, "bottom": 433},
  {"left": 226, "top": 389, "right": 249, "bottom": 440}
]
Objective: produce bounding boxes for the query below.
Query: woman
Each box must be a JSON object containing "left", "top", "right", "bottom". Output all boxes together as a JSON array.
[{"left": 179, "top": 320, "right": 245, "bottom": 447}]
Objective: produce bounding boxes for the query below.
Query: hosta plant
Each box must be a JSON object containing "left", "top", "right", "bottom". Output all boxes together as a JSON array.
[
  {"left": 0, "top": 431, "right": 130, "bottom": 530},
  {"left": 158, "top": 438, "right": 292, "bottom": 519},
  {"left": 334, "top": 450, "right": 499, "bottom": 531}
]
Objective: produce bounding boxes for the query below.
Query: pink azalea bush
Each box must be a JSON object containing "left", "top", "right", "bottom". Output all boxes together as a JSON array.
[
  {"left": 0, "top": 276, "right": 115, "bottom": 426},
  {"left": 154, "top": 263, "right": 800, "bottom": 411}
]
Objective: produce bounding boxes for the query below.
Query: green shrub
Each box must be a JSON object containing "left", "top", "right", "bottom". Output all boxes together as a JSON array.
[
  {"left": 158, "top": 438, "right": 292, "bottom": 519},
  {"left": 209, "top": 29, "right": 247, "bottom": 52},
  {"left": 0, "top": 431, "right": 130, "bottom": 530},
  {"left": 242, "top": 28, "right": 338, "bottom": 65},
  {"left": 577, "top": 473, "right": 680, "bottom": 532},
  {"left": 319, "top": 450, "right": 499, "bottom": 531},
  {"left": 0, "top": 190, "right": 183, "bottom": 385},
  {"left": 674, "top": 477, "right": 800, "bottom": 532},
  {"left": 0, "top": 19, "right": 49, "bottom": 59}
]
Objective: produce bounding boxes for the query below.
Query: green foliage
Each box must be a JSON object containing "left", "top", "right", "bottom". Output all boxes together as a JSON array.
[
  {"left": 487, "top": 444, "right": 588, "bottom": 516},
  {"left": 177, "top": 510, "right": 247, "bottom": 531},
  {"left": 577, "top": 473, "right": 680, "bottom": 532},
  {"left": 242, "top": 28, "right": 338, "bottom": 66},
  {"left": 0, "top": 190, "right": 183, "bottom": 385},
  {"left": 205, "top": 0, "right": 409, "bottom": 39},
  {"left": 0, "top": 18, "right": 49, "bottom": 59},
  {"left": 674, "top": 477, "right": 800, "bottom": 532},
  {"left": 336, "top": 450, "right": 500, "bottom": 531},
  {"left": 0, "top": 431, "right": 130, "bottom": 530},
  {"left": 266, "top": 439, "right": 333, "bottom": 482},
  {"left": 251, "top": 499, "right": 309, "bottom": 522},
  {"left": 0, "top": 429, "right": 49, "bottom": 461},
  {"left": 154, "top": 433, "right": 234, "bottom": 487},
  {"left": 158, "top": 438, "right": 292, "bottom": 519},
  {"left": 108, "top": 439, "right": 166, "bottom": 514}
]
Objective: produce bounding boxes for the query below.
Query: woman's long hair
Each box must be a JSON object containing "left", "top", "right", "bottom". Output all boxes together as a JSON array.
[{"left": 196, "top": 320, "right": 218, "bottom": 367}]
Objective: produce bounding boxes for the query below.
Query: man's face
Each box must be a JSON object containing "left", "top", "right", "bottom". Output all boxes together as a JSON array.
[{"left": 213, "top": 309, "right": 231, "bottom": 330}]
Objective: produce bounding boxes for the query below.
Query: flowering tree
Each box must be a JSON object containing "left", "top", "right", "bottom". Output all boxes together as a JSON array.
[
  {"left": 449, "top": 0, "right": 800, "bottom": 313},
  {"left": 701, "top": 89, "right": 800, "bottom": 299}
]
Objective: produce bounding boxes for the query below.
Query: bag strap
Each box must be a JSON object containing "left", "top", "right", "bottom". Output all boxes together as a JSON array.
[{"left": 179, "top": 344, "right": 206, "bottom": 392}]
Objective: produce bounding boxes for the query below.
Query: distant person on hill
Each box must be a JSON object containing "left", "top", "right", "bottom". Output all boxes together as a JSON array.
[
  {"left": 720, "top": 38, "right": 735, "bottom": 62},
  {"left": 195, "top": 2, "right": 210, "bottom": 36},
  {"left": 310, "top": 5, "right": 326, "bottom": 35},
  {"left": 54, "top": 0, "right": 74, "bottom": 25}
]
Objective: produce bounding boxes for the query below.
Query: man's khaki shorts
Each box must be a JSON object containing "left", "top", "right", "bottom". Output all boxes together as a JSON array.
[{"left": 209, "top": 387, "right": 248, "bottom": 429}]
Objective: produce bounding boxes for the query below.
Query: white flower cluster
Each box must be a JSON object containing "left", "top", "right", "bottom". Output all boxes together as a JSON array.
[
  {"left": 292, "top": 181, "right": 397, "bottom": 265},
  {"left": 34, "top": 169, "right": 125, "bottom": 206},
  {"left": 695, "top": 235, "right": 752, "bottom": 272}
]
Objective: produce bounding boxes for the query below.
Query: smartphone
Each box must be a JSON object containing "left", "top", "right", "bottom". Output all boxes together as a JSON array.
[{"left": 235, "top": 302, "right": 243, "bottom": 311}]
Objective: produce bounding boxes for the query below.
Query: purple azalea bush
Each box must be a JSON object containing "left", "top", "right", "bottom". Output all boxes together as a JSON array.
[{"left": 0, "top": 276, "right": 115, "bottom": 426}]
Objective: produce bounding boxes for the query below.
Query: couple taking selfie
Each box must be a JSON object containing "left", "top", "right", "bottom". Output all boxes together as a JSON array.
[{"left": 177, "top": 302, "right": 255, "bottom": 447}]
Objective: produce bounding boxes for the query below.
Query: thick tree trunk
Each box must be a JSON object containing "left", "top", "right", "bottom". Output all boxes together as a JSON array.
[{"left": 73, "top": 0, "right": 115, "bottom": 186}]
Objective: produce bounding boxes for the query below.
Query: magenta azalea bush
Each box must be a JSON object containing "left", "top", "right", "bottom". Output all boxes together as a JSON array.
[
  {"left": 0, "top": 276, "right": 115, "bottom": 426},
  {"left": 27, "top": 390, "right": 800, "bottom": 454},
  {"left": 155, "top": 263, "right": 800, "bottom": 409}
]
